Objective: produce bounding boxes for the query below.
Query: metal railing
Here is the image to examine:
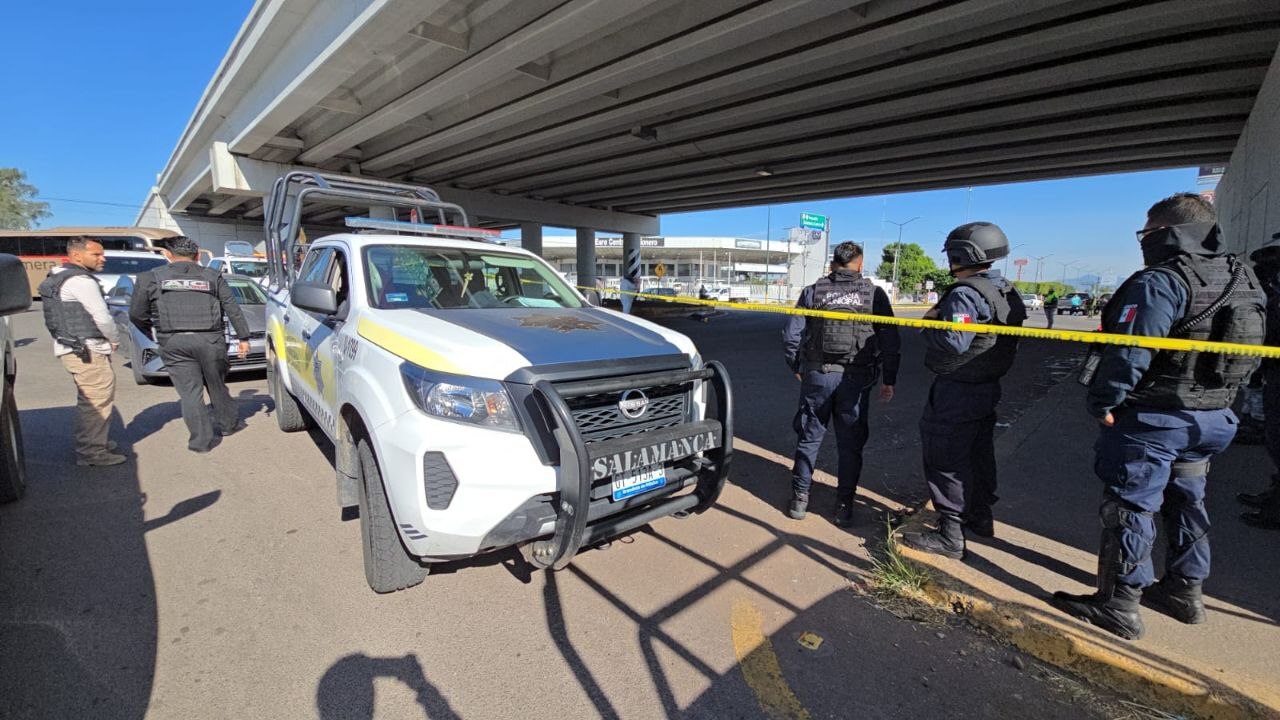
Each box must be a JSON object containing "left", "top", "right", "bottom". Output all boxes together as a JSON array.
[{"left": 261, "top": 171, "right": 470, "bottom": 290}]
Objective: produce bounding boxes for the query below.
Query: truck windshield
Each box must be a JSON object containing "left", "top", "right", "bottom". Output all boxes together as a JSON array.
[
  {"left": 227, "top": 278, "right": 267, "bottom": 305},
  {"left": 363, "top": 245, "right": 582, "bottom": 310}
]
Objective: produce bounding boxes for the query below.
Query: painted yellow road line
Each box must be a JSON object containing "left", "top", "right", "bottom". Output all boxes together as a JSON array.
[
  {"left": 356, "top": 318, "right": 463, "bottom": 373},
  {"left": 730, "top": 598, "right": 811, "bottom": 720},
  {"left": 588, "top": 287, "right": 1280, "bottom": 359}
]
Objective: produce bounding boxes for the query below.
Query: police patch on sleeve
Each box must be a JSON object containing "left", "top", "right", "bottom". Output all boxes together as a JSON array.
[
  {"left": 951, "top": 313, "right": 972, "bottom": 324},
  {"left": 160, "top": 279, "right": 212, "bottom": 292},
  {"left": 1119, "top": 304, "right": 1138, "bottom": 323}
]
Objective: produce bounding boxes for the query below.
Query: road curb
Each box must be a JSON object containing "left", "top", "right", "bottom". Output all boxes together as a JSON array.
[{"left": 894, "top": 512, "right": 1279, "bottom": 720}]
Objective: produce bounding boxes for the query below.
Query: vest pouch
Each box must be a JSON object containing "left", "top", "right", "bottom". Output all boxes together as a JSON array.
[{"left": 1196, "top": 301, "right": 1264, "bottom": 389}]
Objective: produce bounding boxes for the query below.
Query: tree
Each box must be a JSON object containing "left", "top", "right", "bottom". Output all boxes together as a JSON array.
[
  {"left": 0, "top": 168, "right": 51, "bottom": 230},
  {"left": 877, "top": 242, "right": 944, "bottom": 296}
]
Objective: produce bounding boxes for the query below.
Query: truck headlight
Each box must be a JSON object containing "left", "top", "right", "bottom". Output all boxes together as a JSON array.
[{"left": 400, "top": 364, "right": 521, "bottom": 433}]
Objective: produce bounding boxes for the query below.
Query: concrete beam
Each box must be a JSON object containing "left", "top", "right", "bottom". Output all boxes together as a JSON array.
[
  {"left": 435, "top": 185, "right": 658, "bottom": 235},
  {"left": 363, "top": 0, "right": 852, "bottom": 171},
  {"left": 315, "top": 88, "right": 364, "bottom": 115},
  {"left": 229, "top": 0, "right": 450, "bottom": 156},
  {"left": 299, "top": 0, "right": 668, "bottom": 164},
  {"left": 409, "top": 22, "right": 470, "bottom": 52},
  {"left": 207, "top": 194, "right": 252, "bottom": 216},
  {"left": 170, "top": 167, "right": 213, "bottom": 213},
  {"left": 186, "top": 146, "right": 657, "bottom": 234}
]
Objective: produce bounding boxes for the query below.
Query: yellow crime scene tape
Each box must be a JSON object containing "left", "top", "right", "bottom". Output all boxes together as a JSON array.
[{"left": 581, "top": 286, "right": 1280, "bottom": 360}]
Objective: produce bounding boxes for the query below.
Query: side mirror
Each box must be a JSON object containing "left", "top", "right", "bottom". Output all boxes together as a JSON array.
[
  {"left": 291, "top": 281, "right": 338, "bottom": 315},
  {"left": 0, "top": 255, "right": 33, "bottom": 317}
]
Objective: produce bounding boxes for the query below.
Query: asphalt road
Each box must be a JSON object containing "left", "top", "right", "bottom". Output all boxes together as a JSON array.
[{"left": 0, "top": 304, "right": 1121, "bottom": 719}]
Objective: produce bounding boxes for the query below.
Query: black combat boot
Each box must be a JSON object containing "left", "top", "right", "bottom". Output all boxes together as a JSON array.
[
  {"left": 963, "top": 510, "right": 995, "bottom": 539},
  {"left": 1050, "top": 583, "right": 1145, "bottom": 640},
  {"left": 788, "top": 492, "right": 809, "bottom": 520},
  {"left": 833, "top": 500, "right": 854, "bottom": 528},
  {"left": 900, "top": 514, "right": 965, "bottom": 560},
  {"left": 1144, "top": 575, "right": 1205, "bottom": 625}
]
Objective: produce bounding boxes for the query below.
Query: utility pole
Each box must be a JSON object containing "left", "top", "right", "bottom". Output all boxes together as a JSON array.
[
  {"left": 886, "top": 216, "right": 921, "bottom": 302},
  {"left": 965, "top": 187, "right": 973, "bottom": 222},
  {"left": 1003, "top": 243, "right": 1026, "bottom": 277},
  {"left": 1033, "top": 254, "right": 1054, "bottom": 283}
]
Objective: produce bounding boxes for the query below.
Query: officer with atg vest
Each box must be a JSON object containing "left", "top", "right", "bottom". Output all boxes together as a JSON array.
[
  {"left": 782, "top": 241, "right": 900, "bottom": 526},
  {"left": 901, "top": 223, "right": 1025, "bottom": 559},
  {"left": 39, "top": 236, "right": 127, "bottom": 466},
  {"left": 1051, "top": 194, "right": 1266, "bottom": 640},
  {"left": 129, "top": 237, "right": 251, "bottom": 453}
]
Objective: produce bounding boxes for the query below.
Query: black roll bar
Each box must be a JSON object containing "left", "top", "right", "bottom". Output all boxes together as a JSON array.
[{"left": 262, "top": 171, "right": 471, "bottom": 291}]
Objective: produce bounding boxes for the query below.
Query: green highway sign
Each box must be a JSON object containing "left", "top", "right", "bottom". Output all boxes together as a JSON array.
[{"left": 800, "top": 212, "right": 827, "bottom": 231}]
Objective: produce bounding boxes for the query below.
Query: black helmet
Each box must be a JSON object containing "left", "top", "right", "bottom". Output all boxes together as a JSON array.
[
  {"left": 943, "top": 222, "right": 1009, "bottom": 268},
  {"left": 1249, "top": 231, "right": 1280, "bottom": 265}
]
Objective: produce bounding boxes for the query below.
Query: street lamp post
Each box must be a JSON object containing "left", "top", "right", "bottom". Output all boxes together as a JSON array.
[
  {"left": 1003, "top": 243, "right": 1026, "bottom": 278},
  {"left": 1059, "top": 261, "right": 1083, "bottom": 286},
  {"left": 1033, "top": 254, "right": 1054, "bottom": 283},
  {"left": 886, "top": 216, "right": 921, "bottom": 302}
]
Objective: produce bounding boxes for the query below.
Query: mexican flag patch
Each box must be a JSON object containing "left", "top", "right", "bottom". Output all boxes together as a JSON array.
[
  {"left": 1118, "top": 304, "right": 1138, "bottom": 323},
  {"left": 951, "top": 313, "right": 972, "bottom": 324}
]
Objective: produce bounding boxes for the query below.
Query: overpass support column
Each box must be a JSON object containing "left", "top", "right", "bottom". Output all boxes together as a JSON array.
[
  {"left": 576, "top": 227, "right": 597, "bottom": 299},
  {"left": 521, "top": 222, "right": 543, "bottom": 258},
  {"left": 621, "top": 232, "right": 642, "bottom": 313}
]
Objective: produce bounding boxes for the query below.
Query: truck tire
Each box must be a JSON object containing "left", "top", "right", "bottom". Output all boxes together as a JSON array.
[
  {"left": 356, "top": 437, "right": 427, "bottom": 593},
  {"left": 0, "top": 381, "right": 28, "bottom": 503},
  {"left": 267, "top": 347, "right": 309, "bottom": 432}
]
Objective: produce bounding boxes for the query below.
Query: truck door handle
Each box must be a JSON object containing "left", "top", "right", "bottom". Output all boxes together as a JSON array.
[
  {"left": 301, "top": 329, "right": 312, "bottom": 341},
  {"left": 283, "top": 313, "right": 292, "bottom": 324}
]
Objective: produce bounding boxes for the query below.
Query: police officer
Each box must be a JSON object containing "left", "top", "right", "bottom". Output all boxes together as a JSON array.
[
  {"left": 1238, "top": 233, "right": 1280, "bottom": 530},
  {"left": 39, "top": 236, "right": 126, "bottom": 466},
  {"left": 1051, "top": 194, "right": 1265, "bottom": 640},
  {"left": 129, "top": 237, "right": 251, "bottom": 453},
  {"left": 900, "top": 223, "right": 1026, "bottom": 559},
  {"left": 782, "top": 241, "right": 900, "bottom": 525}
]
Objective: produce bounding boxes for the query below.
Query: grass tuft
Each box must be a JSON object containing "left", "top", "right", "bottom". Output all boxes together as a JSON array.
[{"left": 869, "top": 518, "right": 932, "bottom": 599}]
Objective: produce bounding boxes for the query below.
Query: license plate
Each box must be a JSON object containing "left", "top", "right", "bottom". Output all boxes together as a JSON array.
[{"left": 611, "top": 465, "right": 667, "bottom": 502}]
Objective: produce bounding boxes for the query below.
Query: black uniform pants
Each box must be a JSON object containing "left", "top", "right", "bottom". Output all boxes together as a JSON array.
[
  {"left": 919, "top": 376, "right": 1001, "bottom": 523},
  {"left": 159, "top": 332, "right": 238, "bottom": 451},
  {"left": 791, "top": 366, "right": 874, "bottom": 501}
]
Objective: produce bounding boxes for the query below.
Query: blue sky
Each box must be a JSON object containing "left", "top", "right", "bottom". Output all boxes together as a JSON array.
[{"left": 1, "top": 2, "right": 1210, "bottom": 287}]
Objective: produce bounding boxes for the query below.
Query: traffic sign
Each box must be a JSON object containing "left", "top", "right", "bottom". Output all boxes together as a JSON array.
[
  {"left": 800, "top": 212, "right": 827, "bottom": 231},
  {"left": 1013, "top": 258, "right": 1029, "bottom": 266},
  {"left": 654, "top": 262, "right": 667, "bottom": 278}
]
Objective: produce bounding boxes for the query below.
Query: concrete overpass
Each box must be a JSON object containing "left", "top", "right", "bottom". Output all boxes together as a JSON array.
[{"left": 138, "top": 0, "right": 1280, "bottom": 263}]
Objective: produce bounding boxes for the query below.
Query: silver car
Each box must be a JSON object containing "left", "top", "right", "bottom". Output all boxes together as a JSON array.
[{"left": 106, "top": 273, "right": 269, "bottom": 385}]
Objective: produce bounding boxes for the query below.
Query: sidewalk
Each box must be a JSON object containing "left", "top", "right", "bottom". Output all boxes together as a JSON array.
[{"left": 897, "top": 377, "right": 1280, "bottom": 719}]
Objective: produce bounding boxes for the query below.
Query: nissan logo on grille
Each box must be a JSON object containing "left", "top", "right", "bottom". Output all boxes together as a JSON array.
[{"left": 618, "top": 389, "right": 649, "bottom": 419}]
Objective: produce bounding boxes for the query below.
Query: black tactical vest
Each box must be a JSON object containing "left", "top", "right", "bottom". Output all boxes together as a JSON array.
[
  {"left": 38, "top": 265, "right": 106, "bottom": 350},
  {"left": 924, "top": 275, "right": 1026, "bottom": 383},
  {"left": 1123, "top": 254, "right": 1265, "bottom": 410},
  {"left": 152, "top": 263, "right": 224, "bottom": 334},
  {"left": 802, "top": 272, "right": 877, "bottom": 365}
]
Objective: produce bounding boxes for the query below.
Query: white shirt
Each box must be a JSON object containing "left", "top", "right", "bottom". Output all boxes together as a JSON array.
[{"left": 50, "top": 267, "right": 118, "bottom": 357}]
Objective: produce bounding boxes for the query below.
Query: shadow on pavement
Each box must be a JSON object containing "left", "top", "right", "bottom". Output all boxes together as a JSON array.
[
  {"left": 316, "top": 653, "right": 460, "bottom": 720},
  {"left": 0, "top": 406, "right": 220, "bottom": 719}
]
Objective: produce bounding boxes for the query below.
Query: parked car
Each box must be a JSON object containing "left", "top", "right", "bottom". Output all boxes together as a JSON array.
[
  {"left": 1057, "top": 292, "right": 1093, "bottom": 315},
  {"left": 0, "top": 254, "right": 32, "bottom": 502},
  {"left": 1020, "top": 292, "right": 1043, "bottom": 310},
  {"left": 97, "top": 250, "right": 168, "bottom": 295},
  {"left": 207, "top": 255, "right": 269, "bottom": 285},
  {"left": 105, "top": 273, "right": 269, "bottom": 385}
]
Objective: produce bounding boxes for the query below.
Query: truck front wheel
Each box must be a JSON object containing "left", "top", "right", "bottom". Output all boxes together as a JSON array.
[
  {"left": 0, "top": 381, "right": 28, "bottom": 503},
  {"left": 267, "top": 347, "right": 309, "bottom": 432},
  {"left": 356, "top": 437, "right": 428, "bottom": 593}
]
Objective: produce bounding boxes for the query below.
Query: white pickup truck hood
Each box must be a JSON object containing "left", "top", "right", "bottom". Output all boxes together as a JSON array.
[{"left": 356, "top": 306, "right": 695, "bottom": 380}]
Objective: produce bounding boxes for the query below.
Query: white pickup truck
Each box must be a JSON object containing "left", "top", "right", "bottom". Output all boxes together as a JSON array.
[
  {"left": 0, "top": 254, "right": 32, "bottom": 502},
  {"left": 262, "top": 173, "right": 732, "bottom": 593}
]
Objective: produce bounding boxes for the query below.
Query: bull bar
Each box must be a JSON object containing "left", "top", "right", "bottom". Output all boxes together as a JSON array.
[{"left": 526, "top": 361, "right": 732, "bottom": 570}]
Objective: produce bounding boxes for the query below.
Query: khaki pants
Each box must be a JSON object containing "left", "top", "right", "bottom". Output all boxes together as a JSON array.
[{"left": 60, "top": 351, "right": 116, "bottom": 458}]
